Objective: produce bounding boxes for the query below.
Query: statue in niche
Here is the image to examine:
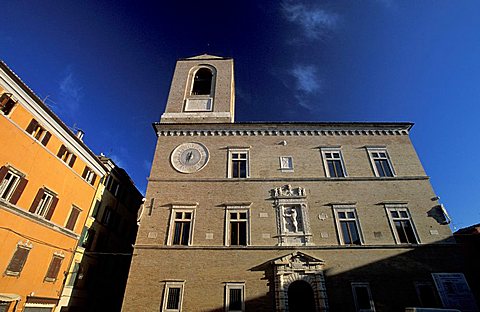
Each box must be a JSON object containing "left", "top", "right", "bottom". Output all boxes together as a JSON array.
[{"left": 283, "top": 206, "right": 299, "bottom": 232}]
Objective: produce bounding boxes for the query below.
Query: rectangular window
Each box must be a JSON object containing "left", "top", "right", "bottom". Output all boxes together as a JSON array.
[
  {"left": 414, "top": 282, "right": 439, "bottom": 307},
  {"left": 5, "top": 244, "right": 31, "bottom": 276},
  {"left": 162, "top": 282, "right": 184, "bottom": 312},
  {"left": 321, "top": 148, "right": 347, "bottom": 177},
  {"left": 0, "top": 170, "right": 20, "bottom": 201},
  {"left": 352, "top": 283, "right": 375, "bottom": 312},
  {"left": 29, "top": 188, "right": 58, "bottom": 220},
  {"left": 102, "top": 206, "right": 113, "bottom": 226},
  {"left": 367, "top": 148, "right": 395, "bottom": 177},
  {"left": 334, "top": 208, "right": 362, "bottom": 245},
  {"left": 170, "top": 211, "right": 193, "bottom": 245},
  {"left": 26, "top": 119, "right": 51, "bottom": 146},
  {"left": 65, "top": 206, "right": 81, "bottom": 231},
  {"left": 386, "top": 206, "right": 418, "bottom": 244},
  {"left": 0, "top": 92, "right": 17, "bottom": 115},
  {"left": 67, "top": 262, "right": 80, "bottom": 287},
  {"left": 44, "top": 254, "right": 63, "bottom": 282},
  {"left": 82, "top": 166, "right": 97, "bottom": 185},
  {"left": 57, "top": 144, "right": 76, "bottom": 167},
  {"left": 228, "top": 149, "right": 249, "bottom": 178},
  {"left": 279, "top": 156, "right": 294, "bottom": 171},
  {"left": 81, "top": 228, "right": 96, "bottom": 250},
  {"left": 229, "top": 212, "right": 248, "bottom": 246},
  {"left": 225, "top": 283, "right": 245, "bottom": 312}
]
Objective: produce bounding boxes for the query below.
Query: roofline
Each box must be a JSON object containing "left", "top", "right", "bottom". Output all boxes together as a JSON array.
[
  {"left": 153, "top": 121, "right": 414, "bottom": 129},
  {"left": 0, "top": 61, "right": 107, "bottom": 172},
  {"left": 178, "top": 56, "right": 233, "bottom": 61}
]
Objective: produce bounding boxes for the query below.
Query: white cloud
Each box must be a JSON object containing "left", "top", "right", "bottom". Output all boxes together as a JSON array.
[
  {"left": 282, "top": 1, "right": 339, "bottom": 39},
  {"left": 289, "top": 64, "right": 323, "bottom": 110},
  {"left": 58, "top": 67, "right": 82, "bottom": 115},
  {"left": 291, "top": 65, "right": 322, "bottom": 94}
]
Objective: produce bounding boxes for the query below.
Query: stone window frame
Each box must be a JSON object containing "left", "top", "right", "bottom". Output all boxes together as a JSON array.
[
  {"left": 0, "top": 92, "right": 18, "bottom": 115},
  {"left": 414, "top": 281, "right": 440, "bottom": 307},
  {"left": 332, "top": 204, "right": 364, "bottom": 246},
  {"left": 279, "top": 156, "right": 294, "bottom": 172},
  {"left": 227, "top": 147, "right": 250, "bottom": 179},
  {"left": 25, "top": 118, "right": 51, "bottom": 147},
  {"left": 183, "top": 65, "right": 217, "bottom": 112},
  {"left": 65, "top": 205, "right": 82, "bottom": 231},
  {"left": 384, "top": 204, "right": 420, "bottom": 245},
  {"left": 167, "top": 204, "right": 197, "bottom": 246},
  {"left": 44, "top": 252, "right": 65, "bottom": 282},
  {"left": 81, "top": 166, "right": 97, "bottom": 186},
  {"left": 366, "top": 147, "right": 396, "bottom": 177},
  {"left": 0, "top": 165, "right": 26, "bottom": 203},
  {"left": 320, "top": 147, "right": 347, "bottom": 178},
  {"left": 351, "top": 282, "right": 376, "bottom": 312},
  {"left": 162, "top": 281, "right": 185, "bottom": 312},
  {"left": 224, "top": 204, "right": 251, "bottom": 246},
  {"left": 224, "top": 282, "right": 245, "bottom": 312},
  {"left": 5, "top": 240, "right": 33, "bottom": 276}
]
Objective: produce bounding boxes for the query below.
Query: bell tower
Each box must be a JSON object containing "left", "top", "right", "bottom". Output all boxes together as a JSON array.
[{"left": 160, "top": 54, "right": 235, "bottom": 123}]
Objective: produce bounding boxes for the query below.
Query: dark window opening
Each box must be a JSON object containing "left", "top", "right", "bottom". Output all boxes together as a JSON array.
[
  {"left": 191, "top": 68, "right": 213, "bottom": 95},
  {"left": 231, "top": 153, "right": 247, "bottom": 178},
  {"left": 229, "top": 288, "right": 242, "bottom": 311},
  {"left": 0, "top": 93, "right": 16, "bottom": 115},
  {"left": 166, "top": 287, "right": 181, "bottom": 309}
]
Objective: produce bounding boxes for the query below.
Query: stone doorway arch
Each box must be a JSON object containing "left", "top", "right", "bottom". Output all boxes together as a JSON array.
[
  {"left": 272, "top": 251, "right": 328, "bottom": 312},
  {"left": 288, "top": 280, "right": 316, "bottom": 312}
]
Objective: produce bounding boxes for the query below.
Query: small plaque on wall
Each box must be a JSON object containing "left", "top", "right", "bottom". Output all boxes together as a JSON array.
[{"left": 185, "top": 98, "right": 212, "bottom": 111}]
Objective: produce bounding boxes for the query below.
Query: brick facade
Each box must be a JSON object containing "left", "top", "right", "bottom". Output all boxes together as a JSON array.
[{"left": 122, "top": 55, "right": 476, "bottom": 312}]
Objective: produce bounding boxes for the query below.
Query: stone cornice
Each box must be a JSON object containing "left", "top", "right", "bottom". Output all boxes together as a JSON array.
[
  {"left": 147, "top": 176, "right": 429, "bottom": 183},
  {"left": 133, "top": 243, "right": 457, "bottom": 250},
  {"left": 0, "top": 200, "right": 79, "bottom": 240},
  {"left": 154, "top": 122, "right": 413, "bottom": 137}
]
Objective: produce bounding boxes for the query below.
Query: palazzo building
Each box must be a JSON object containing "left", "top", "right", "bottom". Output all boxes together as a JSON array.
[
  {"left": 122, "top": 55, "right": 478, "bottom": 311},
  {"left": 0, "top": 62, "right": 106, "bottom": 311}
]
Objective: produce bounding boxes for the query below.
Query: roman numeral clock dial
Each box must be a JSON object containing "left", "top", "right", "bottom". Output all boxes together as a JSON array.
[{"left": 170, "top": 142, "right": 209, "bottom": 173}]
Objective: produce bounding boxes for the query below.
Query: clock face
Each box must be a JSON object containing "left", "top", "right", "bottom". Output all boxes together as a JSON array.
[{"left": 171, "top": 142, "right": 209, "bottom": 173}]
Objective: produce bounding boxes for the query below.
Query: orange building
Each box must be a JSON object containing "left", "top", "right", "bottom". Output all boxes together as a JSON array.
[{"left": 0, "top": 62, "right": 107, "bottom": 312}]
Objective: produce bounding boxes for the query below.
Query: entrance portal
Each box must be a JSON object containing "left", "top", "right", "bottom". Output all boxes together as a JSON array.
[{"left": 288, "top": 280, "right": 316, "bottom": 312}]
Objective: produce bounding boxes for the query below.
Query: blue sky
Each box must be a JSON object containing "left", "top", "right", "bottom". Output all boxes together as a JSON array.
[{"left": 2, "top": 0, "right": 479, "bottom": 230}]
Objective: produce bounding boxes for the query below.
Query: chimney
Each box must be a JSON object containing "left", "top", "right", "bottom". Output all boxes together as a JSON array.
[{"left": 76, "top": 129, "right": 85, "bottom": 140}]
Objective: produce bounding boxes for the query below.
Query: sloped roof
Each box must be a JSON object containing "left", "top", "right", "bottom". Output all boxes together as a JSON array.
[{"left": 180, "top": 54, "right": 232, "bottom": 61}]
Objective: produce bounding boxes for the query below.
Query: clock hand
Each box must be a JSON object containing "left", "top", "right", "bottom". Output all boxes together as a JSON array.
[{"left": 186, "top": 151, "right": 193, "bottom": 163}]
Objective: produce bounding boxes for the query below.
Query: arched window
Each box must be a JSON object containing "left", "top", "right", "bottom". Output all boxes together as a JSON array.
[{"left": 191, "top": 68, "right": 213, "bottom": 95}]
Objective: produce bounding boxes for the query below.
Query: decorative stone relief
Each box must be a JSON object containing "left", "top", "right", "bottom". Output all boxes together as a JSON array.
[
  {"left": 271, "top": 185, "right": 313, "bottom": 246},
  {"left": 272, "top": 252, "right": 329, "bottom": 312}
]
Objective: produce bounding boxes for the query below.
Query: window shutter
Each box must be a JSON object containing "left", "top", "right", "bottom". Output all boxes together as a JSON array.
[
  {"left": 0, "top": 93, "right": 10, "bottom": 105},
  {"left": 90, "top": 174, "right": 97, "bottom": 185},
  {"left": 41, "top": 132, "right": 51, "bottom": 146},
  {"left": 26, "top": 119, "right": 38, "bottom": 135},
  {"left": 57, "top": 145, "right": 66, "bottom": 157},
  {"left": 66, "top": 208, "right": 80, "bottom": 230},
  {"left": 29, "top": 188, "right": 45, "bottom": 213},
  {"left": 82, "top": 166, "right": 88, "bottom": 179},
  {"left": 45, "top": 196, "right": 58, "bottom": 220},
  {"left": 45, "top": 256, "right": 62, "bottom": 280},
  {"left": 6, "top": 247, "right": 30, "bottom": 274},
  {"left": 9, "top": 177, "right": 28, "bottom": 205},
  {"left": 69, "top": 155, "right": 77, "bottom": 167},
  {"left": 0, "top": 166, "right": 8, "bottom": 181}
]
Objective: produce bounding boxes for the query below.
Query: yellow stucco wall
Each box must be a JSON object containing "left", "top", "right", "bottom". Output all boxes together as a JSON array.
[{"left": 0, "top": 83, "right": 103, "bottom": 310}]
